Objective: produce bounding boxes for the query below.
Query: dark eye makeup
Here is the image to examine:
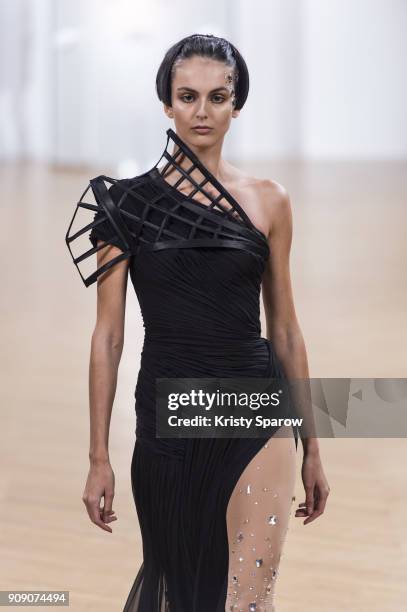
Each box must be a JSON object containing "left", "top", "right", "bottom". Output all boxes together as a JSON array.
[{"left": 179, "top": 93, "right": 227, "bottom": 104}]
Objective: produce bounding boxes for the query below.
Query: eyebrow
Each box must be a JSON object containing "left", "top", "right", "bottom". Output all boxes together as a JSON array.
[{"left": 176, "top": 86, "right": 230, "bottom": 94}]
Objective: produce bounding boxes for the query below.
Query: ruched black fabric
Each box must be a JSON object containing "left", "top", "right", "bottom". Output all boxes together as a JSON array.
[{"left": 72, "top": 129, "right": 299, "bottom": 611}]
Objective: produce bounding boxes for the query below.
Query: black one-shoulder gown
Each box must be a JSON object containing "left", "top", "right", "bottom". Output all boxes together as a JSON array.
[{"left": 66, "top": 128, "right": 299, "bottom": 612}]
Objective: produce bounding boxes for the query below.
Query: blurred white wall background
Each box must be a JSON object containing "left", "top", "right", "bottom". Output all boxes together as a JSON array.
[{"left": 0, "top": 0, "right": 406, "bottom": 170}]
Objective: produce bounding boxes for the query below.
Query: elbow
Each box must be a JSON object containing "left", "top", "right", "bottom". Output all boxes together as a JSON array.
[
  {"left": 92, "top": 326, "right": 124, "bottom": 352},
  {"left": 268, "top": 321, "right": 304, "bottom": 351}
]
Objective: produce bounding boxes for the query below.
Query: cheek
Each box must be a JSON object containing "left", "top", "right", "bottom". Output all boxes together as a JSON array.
[
  {"left": 214, "top": 105, "right": 234, "bottom": 124},
  {"left": 172, "top": 100, "right": 183, "bottom": 111},
  {"left": 216, "top": 100, "right": 234, "bottom": 115}
]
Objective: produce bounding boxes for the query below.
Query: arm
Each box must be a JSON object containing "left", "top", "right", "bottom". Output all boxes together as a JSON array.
[
  {"left": 261, "top": 180, "right": 317, "bottom": 451},
  {"left": 82, "top": 240, "right": 130, "bottom": 532},
  {"left": 261, "top": 180, "right": 330, "bottom": 523}
]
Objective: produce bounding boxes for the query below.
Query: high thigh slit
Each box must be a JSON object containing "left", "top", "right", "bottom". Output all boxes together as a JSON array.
[
  {"left": 65, "top": 127, "right": 299, "bottom": 611},
  {"left": 225, "top": 426, "right": 296, "bottom": 611}
]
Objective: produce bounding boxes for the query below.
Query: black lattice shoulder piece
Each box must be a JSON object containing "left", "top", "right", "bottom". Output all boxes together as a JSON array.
[
  {"left": 148, "top": 128, "right": 269, "bottom": 253},
  {"left": 65, "top": 175, "right": 138, "bottom": 287},
  {"left": 65, "top": 128, "right": 269, "bottom": 287}
]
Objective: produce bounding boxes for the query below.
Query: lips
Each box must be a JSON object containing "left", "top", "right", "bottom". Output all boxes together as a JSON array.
[{"left": 192, "top": 126, "right": 213, "bottom": 133}]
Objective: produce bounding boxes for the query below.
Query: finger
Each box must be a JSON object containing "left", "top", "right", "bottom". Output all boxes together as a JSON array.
[
  {"left": 305, "top": 484, "right": 315, "bottom": 515},
  {"left": 100, "top": 509, "right": 116, "bottom": 518},
  {"left": 303, "top": 507, "right": 323, "bottom": 525},
  {"left": 100, "top": 514, "right": 117, "bottom": 524},
  {"left": 313, "top": 485, "right": 329, "bottom": 515},
  {"left": 101, "top": 514, "right": 117, "bottom": 524},
  {"left": 303, "top": 486, "right": 326, "bottom": 525},
  {"left": 103, "top": 490, "right": 114, "bottom": 514},
  {"left": 295, "top": 508, "right": 308, "bottom": 515},
  {"left": 318, "top": 495, "right": 328, "bottom": 514},
  {"left": 100, "top": 509, "right": 117, "bottom": 521},
  {"left": 295, "top": 501, "right": 308, "bottom": 516},
  {"left": 104, "top": 516, "right": 118, "bottom": 523},
  {"left": 85, "top": 499, "right": 113, "bottom": 532}
]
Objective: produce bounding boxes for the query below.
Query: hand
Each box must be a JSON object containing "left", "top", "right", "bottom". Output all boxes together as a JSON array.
[
  {"left": 295, "top": 451, "right": 330, "bottom": 525},
  {"left": 82, "top": 460, "right": 118, "bottom": 532}
]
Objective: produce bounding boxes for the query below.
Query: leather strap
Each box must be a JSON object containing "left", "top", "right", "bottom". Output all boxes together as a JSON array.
[{"left": 89, "top": 176, "right": 135, "bottom": 251}]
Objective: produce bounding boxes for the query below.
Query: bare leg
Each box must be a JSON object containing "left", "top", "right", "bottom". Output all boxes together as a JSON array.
[{"left": 225, "top": 425, "right": 297, "bottom": 611}]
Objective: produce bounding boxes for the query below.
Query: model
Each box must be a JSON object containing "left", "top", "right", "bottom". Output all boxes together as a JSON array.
[{"left": 66, "top": 33, "right": 330, "bottom": 612}]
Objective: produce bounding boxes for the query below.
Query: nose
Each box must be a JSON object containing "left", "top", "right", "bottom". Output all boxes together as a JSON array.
[{"left": 195, "top": 97, "right": 209, "bottom": 119}]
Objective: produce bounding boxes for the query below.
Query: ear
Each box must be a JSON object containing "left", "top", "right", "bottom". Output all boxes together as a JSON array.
[
  {"left": 163, "top": 103, "right": 174, "bottom": 119},
  {"left": 232, "top": 109, "right": 240, "bottom": 119}
]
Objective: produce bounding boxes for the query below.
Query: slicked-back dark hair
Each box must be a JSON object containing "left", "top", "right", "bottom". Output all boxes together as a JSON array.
[{"left": 156, "top": 34, "right": 249, "bottom": 111}]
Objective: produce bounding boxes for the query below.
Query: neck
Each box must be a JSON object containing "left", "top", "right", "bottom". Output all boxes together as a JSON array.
[{"left": 169, "top": 131, "right": 227, "bottom": 182}]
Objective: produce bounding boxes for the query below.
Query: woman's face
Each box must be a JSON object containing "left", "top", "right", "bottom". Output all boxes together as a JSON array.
[{"left": 164, "top": 55, "right": 240, "bottom": 146}]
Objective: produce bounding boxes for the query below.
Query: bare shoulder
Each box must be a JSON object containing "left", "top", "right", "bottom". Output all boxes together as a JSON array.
[
  {"left": 256, "top": 177, "right": 292, "bottom": 231},
  {"left": 224, "top": 162, "right": 291, "bottom": 237},
  {"left": 257, "top": 176, "right": 289, "bottom": 203}
]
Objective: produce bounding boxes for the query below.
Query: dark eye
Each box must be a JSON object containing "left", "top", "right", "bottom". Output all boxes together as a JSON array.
[
  {"left": 181, "top": 94, "right": 194, "bottom": 103},
  {"left": 212, "top": 95, "right": 225, "bottom": 103}
]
